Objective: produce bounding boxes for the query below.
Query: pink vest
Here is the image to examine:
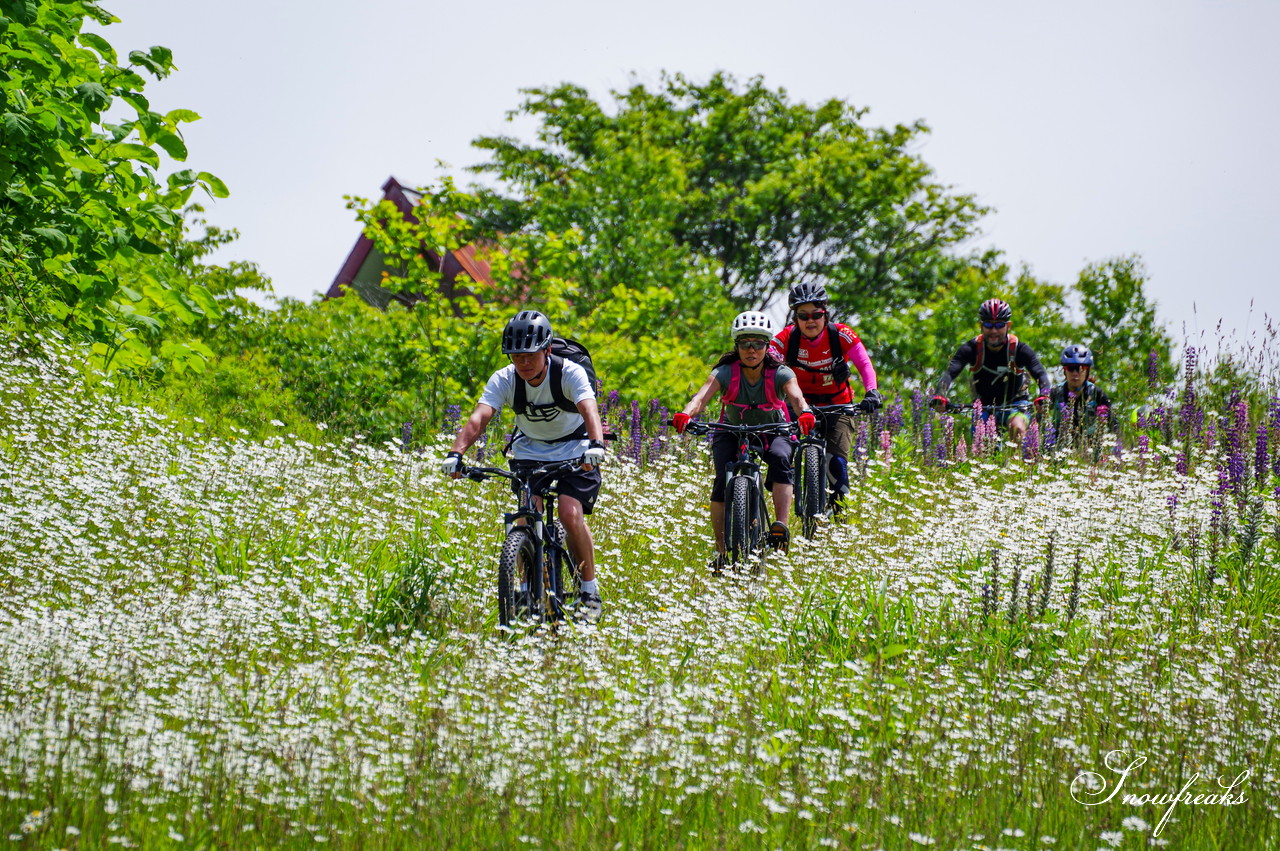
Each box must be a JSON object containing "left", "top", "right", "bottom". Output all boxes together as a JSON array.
[{"left": 721, "top": 362, "right": 791, "bottom": 421}]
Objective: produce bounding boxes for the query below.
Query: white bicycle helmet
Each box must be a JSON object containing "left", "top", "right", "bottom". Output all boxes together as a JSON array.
[{"left": 731, "top": 310, "right": 774, "bottom": 341}]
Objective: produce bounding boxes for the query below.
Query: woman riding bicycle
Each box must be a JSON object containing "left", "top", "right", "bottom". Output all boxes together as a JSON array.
[
  {"left": 673, "top": 311, "right": 812, "bottom": 570},
  {"left": 769, "top": 282, "right": 882, "bottom": 510}
]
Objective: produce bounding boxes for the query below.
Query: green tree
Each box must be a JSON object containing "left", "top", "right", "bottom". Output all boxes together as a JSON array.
[
  {"left": 470, "top": 72, "right": 987, "bottom": 316},
  {"left": 1073, "top": 255, "right": 1175, "bottom": 403},
  {"left": 0, "top": 0, "right": 227, "bottom": 370}
]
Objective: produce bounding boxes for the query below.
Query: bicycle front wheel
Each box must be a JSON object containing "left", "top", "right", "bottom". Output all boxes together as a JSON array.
[
  {"left": 498, "top": 527, "right": 537, "bottom": 627},
  {"left": 798, "top": 443, "right": 825, "bottom": 539},
  {"left": 727, "top": 475, "right": 754, "bottom": 565}
]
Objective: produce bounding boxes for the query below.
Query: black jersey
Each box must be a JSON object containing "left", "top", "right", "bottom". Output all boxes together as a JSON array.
[
  {"left": 937, "top": 336, "right": 1052, "bottom": 406},
  {"left": 1050, "top": 380, "right": 1112, "bottom": 432}
]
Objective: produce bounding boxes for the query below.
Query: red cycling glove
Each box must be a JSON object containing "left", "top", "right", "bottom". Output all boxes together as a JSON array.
[
  {"left": 798, "top": 411, "right": 816, "bottom": 436},
  {"left": 673, "top": 412, "right": 691, "bottom": 434}
]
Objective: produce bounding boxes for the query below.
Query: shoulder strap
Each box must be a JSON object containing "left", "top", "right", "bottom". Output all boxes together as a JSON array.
[
  {"left": 785, "top": 325, "right": 801, "bottom": 366},
  {"left": 1007, "top": 334, "right": 1019, "bottom": 371},
  {"left": 512, "top": 357, "right": 575, "bottom": 416},
  {"left": 828, "top": 325, "right": 843, "bottom": 363},
  {"left": 722, "top": 361, "right": 742, "bottom": 405},
  {"left": 971, "top": 334, "right": 985, "bottom": 371},
  {"left": 547, "top": 355, "right": 575, "bottom": 413}
]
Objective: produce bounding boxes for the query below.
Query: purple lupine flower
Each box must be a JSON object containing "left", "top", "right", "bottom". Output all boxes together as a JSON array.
[
  {"left": 1175, "top": 452, "right": 1188, "bottom": 476},
  {"left": 1043, "top": 416, "right": 1057, "bottom": 450},
  {"left": 1148, "top": 350, "right": 1161, "bottom": 391},
  {"left": 1255, "top": 422, "right": 1269, "bottom": 489},
  {"left": 1167, "top": 491, "right": 1179, "bottom": 517},
  {"left": 1025, "top": 418, "right": 1040, "bottom": 459},
  {"left": 922, "top": 418, "right": 934, "bottom": 466},
  {"left": 1178, "top": 345, "right": 1201, "bottom": 441},
  {"left": 1137, "top": 434, "right": 1150, "bottom": 471},
  {"left": 956, "top": 435, "right": 968, "bottom": 464},
  {"left": 629, "top": 400, "right": 643, "bottom": 463},
  {"left": 443, "top": 404, "right": 462, "bottom": 435},
  {"left": 880, "top": 428, "right": 893, "bottom": 465},
  {"left": 1113, "top": 431, "right": 1124, "bottom": 462},
  {"left": 885, "top": 398, "right": 905, "bottom": 434},
  {"left": 855, "top": 418, "right": 869, "bottom": 461},
  {"left": 648, "top": 405, "right": 669, "bottom": 465},
  {"left": 911, "top": 389, "right": 925, "bottom": 434},
  {"left": 1210, "top": 464, "right": 1229, "bottom": 522},
  {"left": 940, "top": 414, "right": 954, "bottom": 463},
  {"left": 1204, "top": 417, "right": 1217, "bottom": 452}
]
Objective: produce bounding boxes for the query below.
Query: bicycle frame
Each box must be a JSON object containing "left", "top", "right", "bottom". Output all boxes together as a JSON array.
[
  {"left": 460, "top": 458, "right": 583, "bottom": 626},
  {"left": 683, "top": 419, "right": 795, "bottom": 567},
  {"left": 793, "top": 403, "right": 862, "bottom": 537}
]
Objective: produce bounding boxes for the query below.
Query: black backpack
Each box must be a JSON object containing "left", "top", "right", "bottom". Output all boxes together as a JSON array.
[{"left": 512, "top": 337, "right": 598, "bottom": 416}]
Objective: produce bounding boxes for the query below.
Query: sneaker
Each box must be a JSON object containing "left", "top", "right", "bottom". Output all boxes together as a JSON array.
[
  {"left": 768, "top": 521, "right": 790, "bottom": 553},
  {"left": 573, "top": 591, "right": 603, "bottom": 624},
  {"left": 708, "top": 553, "right": 727, "bottom": 574}
]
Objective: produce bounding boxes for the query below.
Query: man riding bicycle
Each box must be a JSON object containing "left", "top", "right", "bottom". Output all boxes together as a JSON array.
[
  {"left": 441, "top": 310, "right": 608, "bottom": 621},
  {"left": 673, "top": 311, "right": 812, "bottom": 569},
  {"left": 931, "top": 298, "right": 1052, "bottom": 443},
  {"left": 769, "top": 282, "right": 882, "bottom": 511}
]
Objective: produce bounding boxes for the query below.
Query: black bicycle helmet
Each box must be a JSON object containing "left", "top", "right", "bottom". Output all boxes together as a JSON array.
[
  {"left": 978, "top": 298, "right": 1013, "bottom": 323},
  {"left": 788, "top": 282, "right": 829, "bottom": 309},
  {"left": 501, "top": 310, "right": 553, "bottom": 354},
  {"left": 1060, "top": 344, "right": 1094, "bottom": 367}
]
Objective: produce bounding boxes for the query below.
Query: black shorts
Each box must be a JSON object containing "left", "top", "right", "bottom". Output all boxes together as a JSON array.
[
  {"left": 509, "top": 460, "right": 602, "bottom": 514},
  {"left": 709, "top": 433, "right": 793, "bottom": 502}
]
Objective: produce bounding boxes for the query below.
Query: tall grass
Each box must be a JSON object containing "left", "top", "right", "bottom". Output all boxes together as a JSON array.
[{"left": 1, "top": 338, "right": 1278, "bottom": 849}]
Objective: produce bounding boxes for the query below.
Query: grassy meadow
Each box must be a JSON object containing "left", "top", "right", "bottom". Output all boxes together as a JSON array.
[{"left": 1, "top": 340, "right": 1278, "bottom": 850}]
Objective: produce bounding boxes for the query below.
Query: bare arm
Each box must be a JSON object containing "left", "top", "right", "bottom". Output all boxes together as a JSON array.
[
  {"left": 782, "top": 377, "right": 810, "bottom": 415},
  {"left": 680, "top": 374, "right": 723, "bottom": 419},
  {"left": 576, "top": 397, "right": 604, "bottom": 442},
  {"left": 448, "top": 403, "right": 497, "bottom": 455}
]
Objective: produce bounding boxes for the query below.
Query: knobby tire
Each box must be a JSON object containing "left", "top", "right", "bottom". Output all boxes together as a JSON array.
[
  {"left": 727, "top": 475, "right": 752, "bottom": 566},
  {"left": 799, "top": 443, "right": 825, "bottom": 539},
  {"left": 497, "top": 527, "right": 537, "bottom": 627}
]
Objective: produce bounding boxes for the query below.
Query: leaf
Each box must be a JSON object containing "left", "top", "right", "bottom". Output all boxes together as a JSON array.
[
  {"left": 196, "top": 171, "right": 229, "bottom": 198},
  {"left": 164, "top": 108, "right": 201, "bottom": 124},
  {"left": 31, "top": 227, "right": 68, "bottom": 250},
  {"left": 111, "top": 142, "right": 160, "bottom": 169},
  {"left": 77, "top": 31, "right": 117, "bottom": 64},
  {"left": 74, "top": 82, "right": 111, "bottom": 112},
  {"left": 154, "top": 131, "right": 188, "bottom": 161},
  {"left": 127, "top": 49, "right": 165, "bottom": 78}
]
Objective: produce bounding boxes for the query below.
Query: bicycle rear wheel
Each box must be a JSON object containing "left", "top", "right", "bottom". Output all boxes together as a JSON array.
[
  {"left": 727, "top": 475, "right": 753, "bottom": 566},
  {"left": 798, "top": 443, "right": 825, "bottom": 539},
  {"left": 497, "top": 527, "right": 537, "bottom": 627}
]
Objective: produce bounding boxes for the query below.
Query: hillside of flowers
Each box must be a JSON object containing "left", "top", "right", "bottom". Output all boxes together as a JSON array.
[{"left": 2, "top": 338, "right": 1278, "bottom": 850}]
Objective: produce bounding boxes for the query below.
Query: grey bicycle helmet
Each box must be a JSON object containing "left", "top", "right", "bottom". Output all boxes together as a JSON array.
[
  {"left": 788, "top": 282, "right": 829, "bottom": 309},
  {"left": 501, "top": 310, "right": 553, "bottom": 354}
]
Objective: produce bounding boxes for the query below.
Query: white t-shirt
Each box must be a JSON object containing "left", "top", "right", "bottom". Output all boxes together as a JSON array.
[{"left": 479, "top": 360, "right": 595, "bottom": 461}]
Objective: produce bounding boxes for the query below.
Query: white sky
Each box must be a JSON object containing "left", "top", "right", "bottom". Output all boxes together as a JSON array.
[{"left": 102, "top": 0, "right": 1280, "bottom": 345}]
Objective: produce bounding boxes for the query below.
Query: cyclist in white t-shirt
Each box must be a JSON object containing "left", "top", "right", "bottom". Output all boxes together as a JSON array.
[{"left": 441, "top": 310, "right": 607, "bottom": 620}]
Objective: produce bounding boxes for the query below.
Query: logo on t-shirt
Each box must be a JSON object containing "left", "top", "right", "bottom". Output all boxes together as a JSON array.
[{"left": 523, "top": 401, "right": 563, "bottom": 423}]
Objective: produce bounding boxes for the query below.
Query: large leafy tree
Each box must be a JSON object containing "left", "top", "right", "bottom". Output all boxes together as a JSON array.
[
  {"left": 0, "top": 0, "right": 227, "bottom": 369},
  {"left": 470, "top": 72, "right": 987, "bottom": 314},
  {"left": 1072, "top": 255, "right": 1175, "bottom": 401}
]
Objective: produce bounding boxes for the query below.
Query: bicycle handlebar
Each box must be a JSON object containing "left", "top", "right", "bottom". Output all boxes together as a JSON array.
[
  {"left": 458, "top": 456, "right": 586, "bottom": 483},
  {"left": 941, "top": 401, "right": 1034, "bottom": 413},
  {"left": 675, "top": 420, "right": 797, "bottom": 437}
]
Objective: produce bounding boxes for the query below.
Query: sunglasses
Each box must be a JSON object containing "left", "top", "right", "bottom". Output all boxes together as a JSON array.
[
  {"left": 737, "top": 339, "right": 769, "bottom": 351},
  {"left": 796, "top": 310, "right": 827, "bottom": 322},
  {"left": 1063, "top": 364, "right": 1087, "bottom": 372},
  {"left": 981, "top": 321, "right": 1008, "bottom": 330}
]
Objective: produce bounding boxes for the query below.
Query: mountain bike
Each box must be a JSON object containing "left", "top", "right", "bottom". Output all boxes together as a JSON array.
[
  {"left": 682, "top": 420, "right": 796, "bottom": 570},
  {"left": 793, "top": 403, "right": 864, "bottom": 539},
  {"left": 942, "top": 399, "right": 1035, "bottom": 428},
  {"left": 458, "top": 457, "right": 583, "bottom": 627}
]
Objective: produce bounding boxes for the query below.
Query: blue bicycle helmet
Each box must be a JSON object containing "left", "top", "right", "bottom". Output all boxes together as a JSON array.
[{"left": 1060, "top": 344, "right": 1094, "bottom": 367}]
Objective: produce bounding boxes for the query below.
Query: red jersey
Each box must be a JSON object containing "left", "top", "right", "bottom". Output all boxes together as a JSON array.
[{"left": 770, "top": 322, "right": 862, "bottom": 403}]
